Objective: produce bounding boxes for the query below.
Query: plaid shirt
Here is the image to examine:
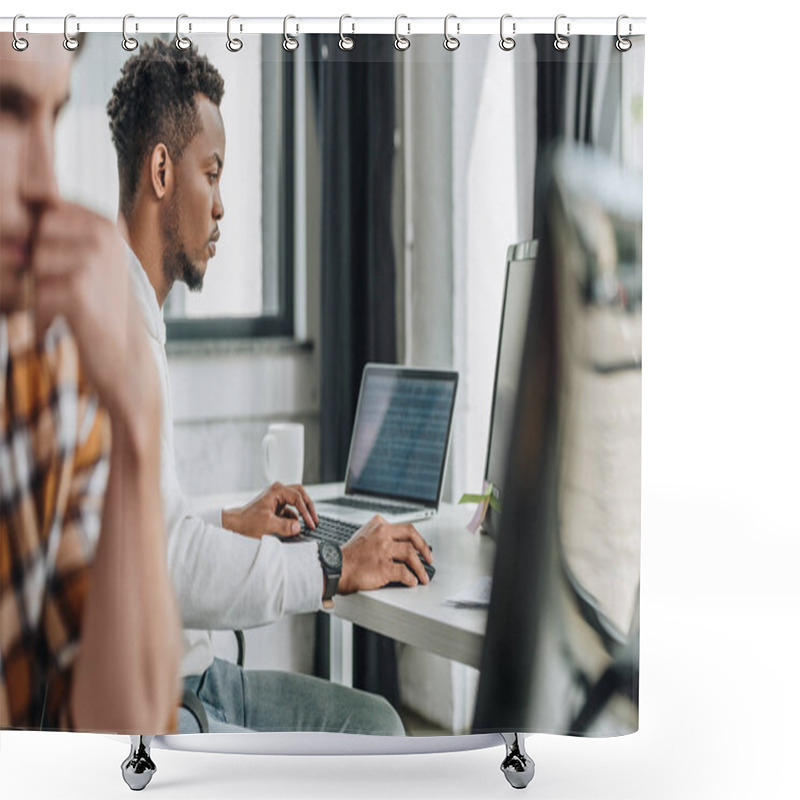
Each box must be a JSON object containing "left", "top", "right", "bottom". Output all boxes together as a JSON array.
[{"left": 0, "top": 311, "right": 109, "bottom": 730}]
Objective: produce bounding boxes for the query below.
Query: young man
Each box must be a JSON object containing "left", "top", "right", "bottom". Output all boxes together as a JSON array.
[
  {"left": 0, "top": 34, "right": 181, "bottom": 733},
  {"left": 107, "top": 39, "right": 432, "bottom": 734}
]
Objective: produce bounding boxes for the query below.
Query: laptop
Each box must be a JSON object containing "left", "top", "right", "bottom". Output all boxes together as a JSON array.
[{"left": 310, "top": 364, "right": 459, "bottom": 536}]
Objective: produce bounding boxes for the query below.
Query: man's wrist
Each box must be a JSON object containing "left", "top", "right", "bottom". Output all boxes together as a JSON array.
[
  {"left": 338, "top": 547, "right": 354, "bottom": 595},
  {"left": 221, "top": 506, "right": 240, "bottom": 532}
]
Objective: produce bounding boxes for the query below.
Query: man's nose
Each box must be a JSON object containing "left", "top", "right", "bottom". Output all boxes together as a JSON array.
[
  {"left": 23, "top": 116, "right": 60, "bottom": 209},
  {"left": 212, "top": 189, "right": 224, "bottom": 221}
]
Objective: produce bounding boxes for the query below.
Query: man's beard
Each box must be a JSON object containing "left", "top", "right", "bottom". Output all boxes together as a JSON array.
[{"left": 162, "top": 195, "right": 204, "bottom": 292}]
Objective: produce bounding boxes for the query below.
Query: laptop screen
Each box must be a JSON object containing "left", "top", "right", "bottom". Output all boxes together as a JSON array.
[{"left": 345, "top": 366, "right": 459, "bottom": 505}]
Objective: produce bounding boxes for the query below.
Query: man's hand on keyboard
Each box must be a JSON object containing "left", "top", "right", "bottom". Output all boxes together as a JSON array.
[
  {"left": 338, "top": 516, "right": 434, "bottom": 593},
  {"left": 221, "top": 482, "right": 319, "bottom": 539}
]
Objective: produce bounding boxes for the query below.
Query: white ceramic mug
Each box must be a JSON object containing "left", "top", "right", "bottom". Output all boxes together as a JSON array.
[{"left": 261, "top": 422, "right": 304, "bottom": 485}]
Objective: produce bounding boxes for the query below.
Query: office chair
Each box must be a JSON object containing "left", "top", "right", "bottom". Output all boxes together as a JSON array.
[{"left": 564, "top": 567, "right": 641, "bottom": 734}]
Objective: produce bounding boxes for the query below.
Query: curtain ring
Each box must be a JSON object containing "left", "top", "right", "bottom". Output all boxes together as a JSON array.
[
  {"left": 499, "top": 14, "right": 516, "bottom": 51},
  {"left": 122, "top": 14, "right": 138, "bottom": 51},
  {"left": 616, "top": 15, "right": 632, "bottom": 52},
  {"left": 339, "top": 14, "right": 355, "bottom": 51},
  {"left": 63, "top": 13, "right": 79, "bottom": 51},
  {"left": 175, "top": 14, "right": 192, "bottom": 51},
  {"left": 554, "top": 14, "right": 570, "bottom": 51},
  {"left": 12, "top": 14, "right": 29, "bottom": 51},
  {"left": 443, "top": 14, "right": 460, "bottom": 51},
  {"left": 283, "top": 15, "right": 299, "bottom": 51},
  {"left": 394, "top": 14, "right": 410, "bottom": 51},
  {"left": 226, "top": 15, "right": 243, "bottom": 52}
]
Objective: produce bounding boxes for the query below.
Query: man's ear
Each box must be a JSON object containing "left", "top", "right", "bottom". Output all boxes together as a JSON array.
[{"left": 148, "top": 143, "right": 172, "bottom": 201}]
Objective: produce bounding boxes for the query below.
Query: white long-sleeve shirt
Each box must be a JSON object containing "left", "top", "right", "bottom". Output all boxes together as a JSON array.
[{"left": 125, "top": 243, "right": 323, "bottom": 678}]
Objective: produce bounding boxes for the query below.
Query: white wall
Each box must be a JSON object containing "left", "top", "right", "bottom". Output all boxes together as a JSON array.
[{"left": 168, "top": 341, "right": 320, "bottom": 495}]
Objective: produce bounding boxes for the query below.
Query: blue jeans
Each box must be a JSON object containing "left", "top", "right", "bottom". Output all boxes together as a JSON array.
[{"left": 178, "top": 658, "right": 405, "bottom": 735}]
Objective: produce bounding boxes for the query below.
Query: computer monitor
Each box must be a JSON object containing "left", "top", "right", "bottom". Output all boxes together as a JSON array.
[
  {"left": 481, "top": 241, "right": 537, "bottom": 539},
  {"left": 472, "top": 143, "right": 641, "bottom": 736}
]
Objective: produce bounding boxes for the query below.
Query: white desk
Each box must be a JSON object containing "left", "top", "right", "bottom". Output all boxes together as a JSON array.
[
  {"left": 191, "top": 484, "right": 496, "bottom": 672},
  {"left": 330, "top": 502, "right": 495, "bottom": 670}
]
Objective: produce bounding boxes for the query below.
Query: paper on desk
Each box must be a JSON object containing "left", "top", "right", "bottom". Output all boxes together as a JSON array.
[{"left": 444, "top": 576, "right": 493, "bottom": 608}]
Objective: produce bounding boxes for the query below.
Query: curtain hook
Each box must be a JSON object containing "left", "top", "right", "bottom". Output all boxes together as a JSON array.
[
  {"left": 616, "top": 15, "right": 632, "bottom": 52},
  {"left": 443, "top": 14, "right": 460, "bottom": 51},
  {"left": 226, "top": 15, "right": 243, "bottom": 52},
  {"left": 394, "top": 14, "right": 410, "bottom": 51},
  {"left": 175, "top": 14, "right": 192, "bottom": 51},
  {"left": 12, "top": 14, "right": 29, "bottom": 51},
  {"left": 63, "top": 13, "right": 79, "bottom": 51},
  {"left": 499, "top": 14, "right": 516, "bottom": 51},
  {"left": 122, "top": 14, "right": 138, "bottom": 51},
  {"left": 554, "top": 14, "right": 570, "bottom": 51},
  {"left": 283, "top": 15, "right": 299, "bottom": 51},
  {"left": 339, "top": 14, "right": 355, "bottom": 51}
]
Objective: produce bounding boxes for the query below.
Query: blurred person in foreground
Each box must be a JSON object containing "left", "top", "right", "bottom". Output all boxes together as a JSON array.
[{"left": 0, "top": 33, "right": 181, "bottom": 733}]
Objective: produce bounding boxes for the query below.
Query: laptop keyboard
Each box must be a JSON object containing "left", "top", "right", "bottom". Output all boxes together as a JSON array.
[
  {"left": 302, "top": 516, "right": 360, "bottom": 546},
  {"left": 321, "top": 496, "right": 422, "bottom": 516}
]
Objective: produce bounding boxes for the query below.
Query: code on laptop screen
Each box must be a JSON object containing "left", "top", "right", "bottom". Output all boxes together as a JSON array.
[{"left": 347, "top": 371, "right": 457, "bottom": 504}]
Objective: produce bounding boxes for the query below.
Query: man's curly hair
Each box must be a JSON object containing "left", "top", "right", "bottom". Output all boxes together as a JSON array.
[{"left": 107, "top": 38, "right": 225, "bottom": 218}]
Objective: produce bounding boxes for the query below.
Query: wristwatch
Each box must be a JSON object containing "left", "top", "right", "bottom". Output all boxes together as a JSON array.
[{"left": 317, "top": 541, "right": 342, "bottom": 610}]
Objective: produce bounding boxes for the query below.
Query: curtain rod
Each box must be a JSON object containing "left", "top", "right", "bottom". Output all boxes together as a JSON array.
[{"left": 0, "top": 16, "right": 646, "bottom": 37}]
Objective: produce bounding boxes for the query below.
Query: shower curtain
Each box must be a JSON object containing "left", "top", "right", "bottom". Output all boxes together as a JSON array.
[{"left": 0, "top": 14, "right": 644, "bottom": 786}]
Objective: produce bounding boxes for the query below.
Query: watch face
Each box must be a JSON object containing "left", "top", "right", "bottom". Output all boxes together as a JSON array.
[{"left": 321, "top": 542, "right": 342, "bottom": 571}]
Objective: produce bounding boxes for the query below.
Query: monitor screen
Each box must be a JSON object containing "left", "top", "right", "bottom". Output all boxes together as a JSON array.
[
  {"left": 482, "top": 241, "right": 537, "bottom": 538},
  {"left": 345, "top": 366, "right": 458, "bottom": 505}
]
